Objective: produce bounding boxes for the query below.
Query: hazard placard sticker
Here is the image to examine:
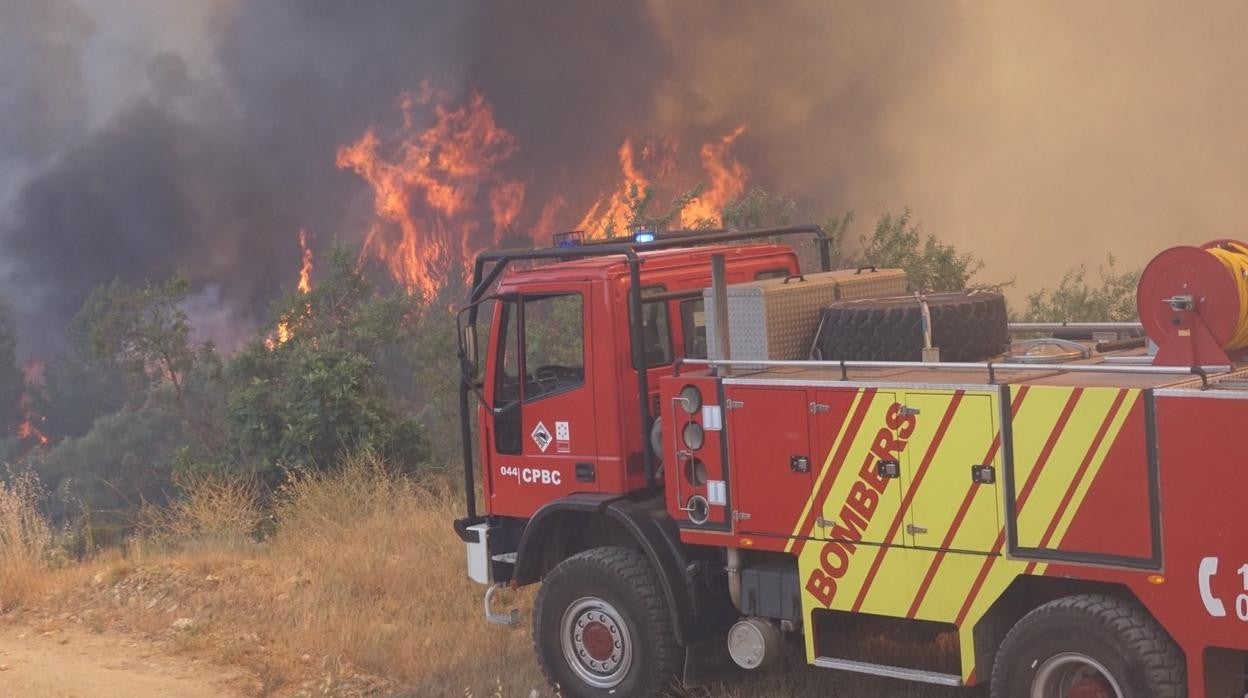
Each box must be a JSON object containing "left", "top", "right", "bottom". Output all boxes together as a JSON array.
[
  {"left": 531, "top": 422, "right": 553, "bottom": 453},
  {"left": 555, "top": 421, "right": 571, "bottom": 453}
]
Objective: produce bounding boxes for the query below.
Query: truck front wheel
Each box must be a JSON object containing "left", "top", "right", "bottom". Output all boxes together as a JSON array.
[
  {"left": 533, "top": 547, "right": 681, "bottom": 697},
  {"left": 990, "top": 593, "right": 1185, "bottom": 698}
]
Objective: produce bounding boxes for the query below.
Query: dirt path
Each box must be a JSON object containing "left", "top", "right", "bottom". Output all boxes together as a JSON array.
[{"left": 0, "top": 623, "right": 249, "bottom": 698}]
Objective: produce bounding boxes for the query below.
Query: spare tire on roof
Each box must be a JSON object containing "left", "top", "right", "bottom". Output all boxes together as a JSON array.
[{"left": 812, "top": 290, "right": 1009, "bottom": 362}]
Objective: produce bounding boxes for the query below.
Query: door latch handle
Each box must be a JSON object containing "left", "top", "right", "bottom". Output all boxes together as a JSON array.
[
  {"left": 906, "top": 523, "right": 928, "bottom": 535},
  {"left": 971, "top": 464, "right": 996, "bottom": 484}
]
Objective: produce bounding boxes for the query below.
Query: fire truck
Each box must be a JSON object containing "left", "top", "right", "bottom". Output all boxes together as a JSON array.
[{"left": 452, "top": 225, "right": 1248, "bottom": 698}]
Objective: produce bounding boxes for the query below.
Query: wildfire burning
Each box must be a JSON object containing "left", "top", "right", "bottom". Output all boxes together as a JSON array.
[
  {"left": 336, "top": 86, "right": 523, "bottom": 300},
  {"left": 269, "top": 230, "right": 315, "bottom": 349},
  {"left": 338, "top": 85, "right": 750, "bottom": 299},
  {"left": 16, "top": 360, "right": 48, "bottom": 447},
  {"left": 297, "top": 229, "right": 314, "bottom": 295}
]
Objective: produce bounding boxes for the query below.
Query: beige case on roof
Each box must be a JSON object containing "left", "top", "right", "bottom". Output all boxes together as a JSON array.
[{"left": 704, "top": 268, "right": 908, "bottom": 361}]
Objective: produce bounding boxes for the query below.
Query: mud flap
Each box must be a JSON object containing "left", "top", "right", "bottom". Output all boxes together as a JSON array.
[{"left": 682, "top": 634, "right": 741, "bottom": 688}]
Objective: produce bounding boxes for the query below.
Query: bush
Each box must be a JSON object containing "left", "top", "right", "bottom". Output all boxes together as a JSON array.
[
  {"left": 138, "top": 472, "right": 263, "bottom": 551},
  {"left": 1018, "top": 255, "right": 1140, "bottom": 322}
]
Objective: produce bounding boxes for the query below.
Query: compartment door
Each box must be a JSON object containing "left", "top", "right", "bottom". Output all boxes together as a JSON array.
[
  {"left": 902, "top": 392, "right": 999, "bottom": 552},
  {"left": 811, "top": 390, "right": 902, "bottom": 547},
  {"left": 729, "top": 387, "right": 815, "bottom": 537}
]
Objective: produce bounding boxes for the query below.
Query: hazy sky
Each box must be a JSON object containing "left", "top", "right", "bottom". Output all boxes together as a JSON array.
[{"left": 2, "top": 0, "right": 1245, "bottom": 352}]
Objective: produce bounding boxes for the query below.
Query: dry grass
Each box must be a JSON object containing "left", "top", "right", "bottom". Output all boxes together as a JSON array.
[
  {"left": 138, "top": 471, "right": 265, "bottom": 551},
  {"left": 7, "top": 455, "right": 966, "bottom": 697},
  {"left": 0, "top": 470, "right": 54, "bottom": 610}
]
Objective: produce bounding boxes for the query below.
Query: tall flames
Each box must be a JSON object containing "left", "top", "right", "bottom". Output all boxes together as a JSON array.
[
  {"left": 338, "top": 86, "right": 749, "bottom": 298},
  {"left": 16, "top": 360, "right": 48, "bottom": 448},
  {"left": 297, "top": 229, "right": 313, "bottom": 295},
  {"left": 336, "top": 86, "right": 523, "bottom": 300},
  {"left": 269, "top": 230, "right": 314, "bottom": 349}
]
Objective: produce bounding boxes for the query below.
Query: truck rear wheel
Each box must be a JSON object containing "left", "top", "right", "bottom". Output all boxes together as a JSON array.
[
  {"left": 533, "top": 547, "right": 681, "bottom": 697},
  {"left": 990, "top": 594, "right": 1185, "bottom": 698}
]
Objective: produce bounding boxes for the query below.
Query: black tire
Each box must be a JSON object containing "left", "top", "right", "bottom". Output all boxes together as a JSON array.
[
  {"left": 814, "top": 290, "right": 1009, "bottom": 362},
  {"left": 533, "top": 547, "right": 681, "bottom": 698},
  {"left": 990, "top": 594, "right": 1186, "bottom": 698}
]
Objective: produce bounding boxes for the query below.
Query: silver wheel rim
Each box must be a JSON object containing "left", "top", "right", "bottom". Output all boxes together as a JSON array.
[
  {"left": 1031, "top": 652, "right": 1124, "bottom": 698},
  {"left": 560, "top": 596, "right": 633, "bottom": 689}
]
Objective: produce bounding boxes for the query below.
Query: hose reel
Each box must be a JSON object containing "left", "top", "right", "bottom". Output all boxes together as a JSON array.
[{"left": 1137, "top": 239, "right": 1248, "bottom": 366}]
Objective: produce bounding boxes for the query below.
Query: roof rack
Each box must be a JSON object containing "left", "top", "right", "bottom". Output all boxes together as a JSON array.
[
  {"left": 1008, "top": 322, "right": 1144, "bottom": 333},
  {"left": 678, "top": 358, "right": 1229, "bottom": 389}
]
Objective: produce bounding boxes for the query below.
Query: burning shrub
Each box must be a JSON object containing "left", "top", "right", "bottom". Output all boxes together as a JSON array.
[{"left": 227, "top": 246, "right": 429, "bottom": 477}]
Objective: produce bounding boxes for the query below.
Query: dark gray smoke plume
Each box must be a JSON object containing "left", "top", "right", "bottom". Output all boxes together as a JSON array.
[{"left": 3, "top": 1, "right": 1247, "bottom": 356}]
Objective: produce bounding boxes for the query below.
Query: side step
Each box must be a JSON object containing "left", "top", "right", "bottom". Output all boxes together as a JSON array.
[
  {"left": 484, "top": 584, "right": 519, "bottom": 626},
  {"left": 812, "top": 657, "right": 962, "bottom": 687}
]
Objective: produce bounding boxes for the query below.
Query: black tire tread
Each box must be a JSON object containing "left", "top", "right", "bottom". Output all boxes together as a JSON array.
[
  {"left": 991, "top": 593, "right": 1185, "bottom": 698},
  {"left": 533, "top": 547, "right": 681, "bottom": 697},
  {"left": 814, "top": 290, "right": 1009, "bottom": 362}
]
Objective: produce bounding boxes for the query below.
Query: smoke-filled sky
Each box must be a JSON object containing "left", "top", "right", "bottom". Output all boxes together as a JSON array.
[{"left": 3, "top": 0, "right": 1247, "bottom": 356}]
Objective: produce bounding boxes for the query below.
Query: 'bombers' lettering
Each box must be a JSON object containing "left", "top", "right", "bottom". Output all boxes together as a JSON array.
[{"left": 806, "top": 402, "right": 916, "bottom": 607}]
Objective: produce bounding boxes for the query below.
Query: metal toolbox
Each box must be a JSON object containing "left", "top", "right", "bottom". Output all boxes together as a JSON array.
[{"left": 705, "top": 268, "right": 907, "bottom": 360}]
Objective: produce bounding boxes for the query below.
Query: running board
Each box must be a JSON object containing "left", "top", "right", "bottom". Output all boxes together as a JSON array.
[{"left": 812, "top": 657, "right": 963, "bottom": 687}]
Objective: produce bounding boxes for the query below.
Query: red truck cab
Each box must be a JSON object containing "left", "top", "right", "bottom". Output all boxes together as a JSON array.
[{"left": 478, "top": 242, "right": 800, "bottom": 518}]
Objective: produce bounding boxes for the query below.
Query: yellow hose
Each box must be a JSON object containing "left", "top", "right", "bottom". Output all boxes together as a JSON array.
[{"left": 1205, "top": 241, "right": 1248, "bottom": 350}]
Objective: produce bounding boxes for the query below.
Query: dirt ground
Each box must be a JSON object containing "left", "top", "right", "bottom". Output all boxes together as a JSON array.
[{"left": 0, "top": 622, "right": 250, "bottom": 698}]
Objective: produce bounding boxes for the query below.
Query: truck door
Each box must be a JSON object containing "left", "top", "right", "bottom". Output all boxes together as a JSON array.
[
  {"left": 729, "top": 387, "right": 815, "bottom": 536},
  {"left": 484, "top": 288, "right": 598, "bottom": 518},
  {"left": 811, "top": 389, "right": 902, "bottom": 547},
  {"left": 900, "top": 392, "right": 998, "bottom": 552}
]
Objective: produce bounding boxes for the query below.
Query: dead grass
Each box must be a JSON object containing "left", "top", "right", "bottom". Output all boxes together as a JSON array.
[
  {"left": 138, "top": 471, "right": 265, "bottom": 552},
  {"left": 0, "top": 470, "right": 54, "bottom": 610},
  {"left": 8, "top": 455, "right": 966, "bottom": 697}
]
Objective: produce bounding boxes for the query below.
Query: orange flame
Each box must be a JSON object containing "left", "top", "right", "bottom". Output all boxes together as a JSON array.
[
  {"left": 577, "top": 128, "right": 748, "bottom": 237},
  {"left": 339, "top": 86, "right": 751, "bottom": 299},
  {"left": 337, "top": 86, "right": 523, "bottom": 299},
  {"left": 680, "top": 125, "right": 748, "bottom": 228},
  {"left": 268, "top": 231, "right": 314, "bottom": 349},
  {"left": 297, "top": 229, "right": 314, "bottom": 294},
  {"left": 575, "top": 138, "right": 656, "bottom": 239},
  {"left": 16, "top": 361, "right": 48, "bottom": 447}
]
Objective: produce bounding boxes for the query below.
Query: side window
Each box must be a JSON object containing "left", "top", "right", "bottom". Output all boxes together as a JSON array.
[
  {"left": 681, "top": 298, "right": 708, "bottom": 359},
  {"left": 755, "top": 267, "right": 790, "bottom": 281},
  {"left": 494, "top": 299, "right": 521, "bottom": 454},
  {"left": 522, "top": 294, "right": 585, "bottom": 401},
  {"left": 633, "top": 286, "right": 672, "bottom": 368}
]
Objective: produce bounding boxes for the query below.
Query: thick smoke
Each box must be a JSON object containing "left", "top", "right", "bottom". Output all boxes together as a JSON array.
[{"left": 3, "top": 1, "right": 1247, "bottom": 356}]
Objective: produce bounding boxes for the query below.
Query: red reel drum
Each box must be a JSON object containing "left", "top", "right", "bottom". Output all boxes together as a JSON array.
[{"left": 1137, "top": 245, "right": 1242, "bottom": 365}]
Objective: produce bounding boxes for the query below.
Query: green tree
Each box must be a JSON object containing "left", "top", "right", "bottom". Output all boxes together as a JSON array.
[
  {"left": 1018, "top": 255, "right": 1140, "bottom": 322},
  {"left": 719, "top": 187, "right": 797, "bottom": 230},
  {"left": 861, "top": 209, "right": 982, "bottom": 292},
  {"left": 227, "top": 246, "right": 430, "bottom": 475},
  {"left": 30, "top": 278, "right": 228, "bottom": 519},
  {"left": 0, "top": 299, "right": 23, "bottom": 435},
  {"left": 35, "top": 406, "right": 186, "bottom": 520},
  {"left": 80, "top": 277, "right": 197, "bottom": 403}
]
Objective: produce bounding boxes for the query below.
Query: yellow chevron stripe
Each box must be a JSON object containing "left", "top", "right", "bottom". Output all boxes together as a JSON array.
[{"left": 793, "top": 385, "right": 1144, "bottom": 685}]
